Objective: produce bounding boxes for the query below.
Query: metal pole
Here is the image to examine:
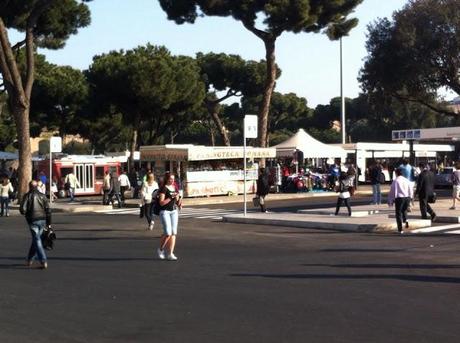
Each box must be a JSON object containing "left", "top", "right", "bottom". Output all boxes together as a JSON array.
[
  {"left": 340, "top": 37, "right": 346, "bottom": 144},
  {"left": 243, "top": 129, "right": 247, "bottom": 217},
  {"left": 49, "top": 149, "right": 53, "bottom": 204}
]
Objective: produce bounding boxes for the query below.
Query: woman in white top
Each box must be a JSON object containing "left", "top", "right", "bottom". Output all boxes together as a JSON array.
[
  {"left": 0, "top": 177, "right": 14, "bottom": 217},
  {"left": 141, "top": 172, "right": 159, "bottom": 230},
  {"left": 335, "top": 172, "right": 352, "bottom": 216},
  {"left": 450, "top": 161, "right": 460, "bottom": 210}
]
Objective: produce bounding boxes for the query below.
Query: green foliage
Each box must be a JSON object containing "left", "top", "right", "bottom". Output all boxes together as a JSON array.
[
  {"left": 62, "top": 140, "right": 91, "bottom": 155},
  {"left": 30, "top": 61, "right": 89, "bottom": 137},
  {"left": 0, "top": 94, "right": 16, "bottom": 151},
  {"left": 360, "top": 0, "right": 460, "bottom": 114},
  {"left": 0, "top": 0, "right": 91, "bottom": 49},
  {"left": 159, "top": 0, "right": 362, "bottom": 38},
  {"left": 197, "top": 52, "right": 276, "bottom": 97},
  {"left": 86, "top": 44, "right": 205, "bottom": 149}
]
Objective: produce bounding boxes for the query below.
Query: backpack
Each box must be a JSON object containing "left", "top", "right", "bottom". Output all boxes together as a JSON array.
[{"left": 151, "top": 189, "right": 161, "bottom": 216}]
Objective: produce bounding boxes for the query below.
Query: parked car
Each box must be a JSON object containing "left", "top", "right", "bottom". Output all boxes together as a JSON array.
[{"left": 434, "top": 167, "right": 454, "bottom": 188}]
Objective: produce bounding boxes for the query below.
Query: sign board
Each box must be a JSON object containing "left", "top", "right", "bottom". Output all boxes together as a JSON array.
[
  {"left": 50, "top": 137, "right": 62, "bottom": 153},
  {"left": 392, "top": 126, "right": 460, "bottom": 141},
  {"left": 244, "top": 115, "right": 258, "bottom": 138},
  {"left": 392, "top": 129, "right": 421, "bottom": 141}
]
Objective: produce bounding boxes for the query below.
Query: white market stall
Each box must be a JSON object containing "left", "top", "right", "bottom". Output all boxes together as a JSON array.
[
  {"left": 140, "top": 145, "right": 276, "bottom": 197},
  {"left": 275, "top": 128, "right": 347, "bottom": 160}
]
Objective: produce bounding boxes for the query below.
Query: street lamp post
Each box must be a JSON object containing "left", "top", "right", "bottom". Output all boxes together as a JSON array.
[{"left": 340, "top": 37, "right": 346, "bottom": 145}]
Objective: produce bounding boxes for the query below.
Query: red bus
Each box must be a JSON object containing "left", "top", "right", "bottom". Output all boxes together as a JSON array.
[{"left": 35, "top": 155, "right": 122, "bottom": 196}]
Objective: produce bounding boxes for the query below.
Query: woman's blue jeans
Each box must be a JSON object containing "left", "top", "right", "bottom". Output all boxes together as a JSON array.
[
  {"left": 0, "top": 196, "right": 9, "bottom": 216},
  {"left": 27, "top": 220, "right": 47, "bottom": 263},
  {"left": 372, "top": 184, "right": 382, "bottom": 204}
]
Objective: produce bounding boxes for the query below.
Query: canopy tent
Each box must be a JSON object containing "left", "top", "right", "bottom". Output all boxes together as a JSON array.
[
  {"left": 0, "top": 151, "right": 18, "bottom": 160},
  {"left": 274, "top": 129, "right": 347, "bottom": 159}
]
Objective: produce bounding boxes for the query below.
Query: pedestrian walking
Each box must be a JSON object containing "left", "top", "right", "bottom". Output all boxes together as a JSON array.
[
  {"left": 65, "top": 172, "right": 80, "bottom": 202},
  {"left": 388, "top": 168, "right": 414, "bottom": 234},
  {"left": 450, "top": 161, "right": 460, "bottom": 209},
  {"left": 157, "top": 172, "right": 182, "bottom": 261},
  {"left": 20, "top": 180, "right": 51, "bottom": 269},
  {"left": 0, "top": 177, "right": 14, "bottom": 217},
  {"left": 370, "top": 161, "right": 384, "bottom": 205},
  {"left": 108, "top": 172, "right": 122, "bottom": 208},
  {"left": 102, "top": 171, "right": 111, "bottom": 205},
  {"left": 256, "top": 167, "right": 270, "bottom": 213},
  {"left": 415, "top": 162, "right": 437, "bottom": 221},
  {"left": 118, "top": 170, "right": 131, "bottom": 203},
  {"left": 399, "top": 159, "right": 416, "bottom": 211},
  {"left": 141, "top": 172, "right": 159, "bottom": 230},
  {"left": 335, "top": 172, "right": 352, "bottom": 216}
]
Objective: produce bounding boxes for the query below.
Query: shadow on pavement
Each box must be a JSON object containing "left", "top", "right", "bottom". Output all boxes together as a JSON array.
[
  {"left": 301, "top": 263, "right": 460, "bottom": 269},
  {"left": 0, "top": 256, "right": 155, "bottom": 262},
  {"left": 230, "top": 273, "right": 460, "bottom": 283}
]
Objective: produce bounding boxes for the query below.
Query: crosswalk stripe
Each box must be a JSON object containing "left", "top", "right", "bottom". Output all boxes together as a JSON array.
[
  {"left": 98, "top": 207, "right": 242, "bottom": 220},
  {"left": 411, "top": 224, "right": 460, "bottom": 234},
  {"left": 445, "top": 230, "right": 460, "bottom": 234}
]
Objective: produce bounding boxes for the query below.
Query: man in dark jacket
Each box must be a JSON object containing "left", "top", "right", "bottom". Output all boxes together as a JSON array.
[
  {"left": 20, "top": 180, "right": 51, "bottom": 269},
  {"left": 369, "top": 161, "right": 384, "bottom": 205},
  {"left": 415, "top": 162, "right": 437, "bottom": 221},
  {"left": 108, "top": 172, "right": 122, "bottom": 208},
  {"left": 256, "top": 168, "right": 270, "bottom": 213}
]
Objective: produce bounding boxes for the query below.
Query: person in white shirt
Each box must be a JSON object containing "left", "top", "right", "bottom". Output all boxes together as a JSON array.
[
  {"left": 102, "top": 171, "right": 111, "bottom": 205},
  {"left": 141, "top": 172, "right": 159, "bottom": 230},
  {"left": 0, "top": 177, "right": 14, "bottom": 217},
  {"left": 118, "top": 171, "right": 131, "bottom": 203},
  {"left": 450, "top": 161, "right": 460, "bottom": 210},
  {"left": 65, "top": 172, "right": 80, "bottom": 202},
  {"left": 388, "top": 168, "right": 414, "bottom": 234}
]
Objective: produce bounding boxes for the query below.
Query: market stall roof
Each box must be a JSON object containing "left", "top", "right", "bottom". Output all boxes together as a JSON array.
[
  {"left": 0, "top": 151, "right": 18, "bottom": 160},
  {"left": 274, "top": 129, "right": 347, "bottom": 158},
  {"left": 140, "top": 144, "right": 276, "bottom": 161}
]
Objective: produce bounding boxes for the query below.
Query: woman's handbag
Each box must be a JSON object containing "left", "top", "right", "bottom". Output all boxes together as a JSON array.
[{"left": 428, "top": 192, "right": 437, "bottom": 204}]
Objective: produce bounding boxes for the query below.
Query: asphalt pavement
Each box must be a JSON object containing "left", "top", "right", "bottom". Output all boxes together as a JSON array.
[{"left": 1, "top": 201, "right": 460, "bottom": 343}]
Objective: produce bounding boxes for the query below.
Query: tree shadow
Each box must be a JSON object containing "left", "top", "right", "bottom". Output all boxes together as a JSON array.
[
  {"left": 57, "top": 236, "right": 158, "bottom": 241},
  {"left": 0, "top": 256, "right": 155, "bottom": 262},
  {"left": 230, "top": 273, "right": 460, "bottom": 283},
  {"left": 320, "top": 248, "right": 405, "bottom": 253},
  {"left": 301, "top": 263, "right": 460, "bottom": 269}
]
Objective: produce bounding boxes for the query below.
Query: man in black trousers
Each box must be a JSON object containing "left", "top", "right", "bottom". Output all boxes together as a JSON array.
[{"left": 415, "top": 162, "right": 437, "bottom": 221}]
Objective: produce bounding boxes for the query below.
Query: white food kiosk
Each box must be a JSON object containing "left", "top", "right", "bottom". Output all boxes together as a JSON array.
[{"left": 140, "top": 145, "right": 276, "bottom": 197}]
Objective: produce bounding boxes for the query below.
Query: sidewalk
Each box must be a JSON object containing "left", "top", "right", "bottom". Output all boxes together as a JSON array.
[
  {"left": 223, "top": 198, "right": 460, "bottom": 234},
  {"left": 9, "top": 184, "right": 386, "bottom": 213}
]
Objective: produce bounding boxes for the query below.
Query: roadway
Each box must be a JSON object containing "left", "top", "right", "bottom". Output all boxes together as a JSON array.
[{"left": 0, "top": 194, "right": 459, "bottom": 342}]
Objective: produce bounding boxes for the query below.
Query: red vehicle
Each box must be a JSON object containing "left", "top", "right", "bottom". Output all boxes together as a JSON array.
[{"left": 35, "top": 155, "right": 121, "bottom": 196}]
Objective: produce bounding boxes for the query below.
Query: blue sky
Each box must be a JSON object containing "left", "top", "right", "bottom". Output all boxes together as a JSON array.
[{"left": 16, "top": 0, "right": 412, "bottom": 107}]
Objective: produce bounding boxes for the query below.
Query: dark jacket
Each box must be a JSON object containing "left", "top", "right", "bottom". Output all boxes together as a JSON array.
[
  {"left": 256, "top": 174, "right": 270, "bottom": 196},
  {"left": 110, "top": 175, "right": 121, "bottom": 193},
  {"left": 370, "top": 166, "right": 384, "bottom": 185},
  {"left": 416, "top": 169, "right": 435, "bottom": 198},
  {"left": 20, "top": 190, "right": 51, "bottom": 225}
]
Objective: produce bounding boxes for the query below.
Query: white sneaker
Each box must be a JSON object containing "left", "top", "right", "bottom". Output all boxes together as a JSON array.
[
  {"left": 167, "top": 253, "right": 178, "bottom": 261},
  {"left": 157, "top": 248, "right": 165, "bottom": 260},
  {"left": 149, "top": 222, "right": 154, "bottom": 230}
]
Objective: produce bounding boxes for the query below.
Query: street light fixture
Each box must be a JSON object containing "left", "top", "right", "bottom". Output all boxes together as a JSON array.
[{"left": 340, "top": 37, "right": 346, "bottom": 144}]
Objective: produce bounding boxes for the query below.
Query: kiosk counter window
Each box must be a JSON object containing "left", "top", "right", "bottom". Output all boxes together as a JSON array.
[{"left": 140, "top": 145, "right": 276, "bottom": 197}]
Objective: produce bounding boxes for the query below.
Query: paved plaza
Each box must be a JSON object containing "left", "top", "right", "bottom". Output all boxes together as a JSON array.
[{"left": 1, "top": 194, "right": 460, "bottom": 342}]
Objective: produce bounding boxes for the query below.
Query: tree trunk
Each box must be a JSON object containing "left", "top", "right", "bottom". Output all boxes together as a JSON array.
[
  {"left": 12, "top": 104, "right": 32, "bottom": 199},
  {"left": 129, "top": 126, "right": 138, "bottom": 173},
  {"left": 259, "top": 38, "right": 277, "bottom": 148},
  {"left": 206, "top": 100, "right": 230, "bottom": 146}
]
